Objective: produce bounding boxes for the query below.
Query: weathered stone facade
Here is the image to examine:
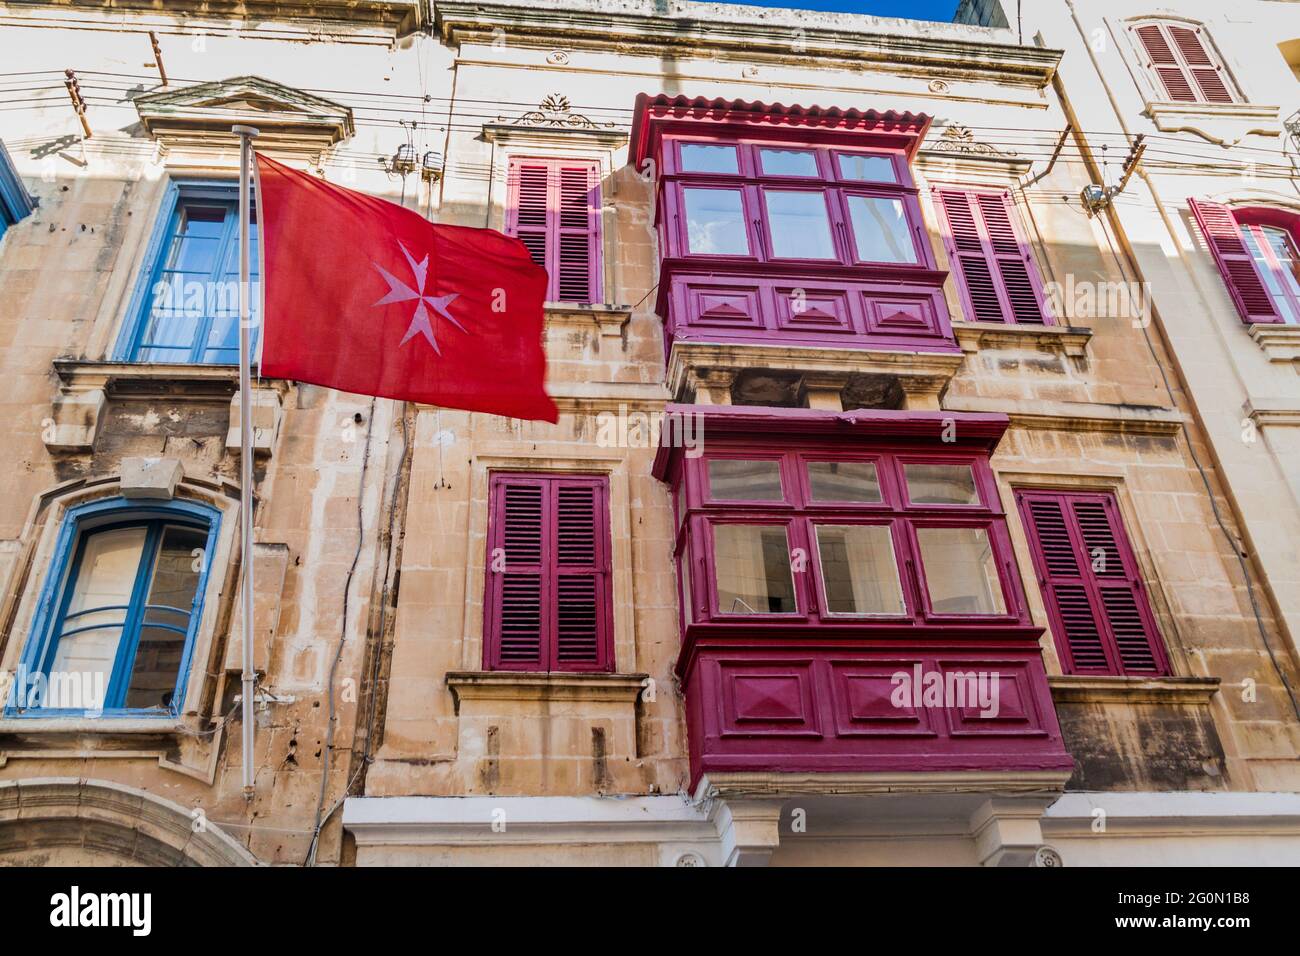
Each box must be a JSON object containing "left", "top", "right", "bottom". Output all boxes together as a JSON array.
[{"left": 0, "top": 0, "right": 1296, "bottom": 866}]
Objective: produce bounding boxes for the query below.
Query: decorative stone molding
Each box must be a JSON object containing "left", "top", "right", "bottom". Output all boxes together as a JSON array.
[
  {"left": 1143, "top": 101, "right": 1282, "bottom": 147},
  {"left": 134, "top": 75, "right": 354, "bottom": 162},
  {"left": 0, "top": 778, "right": 258, "bottom": 866},
  {"left": 970, "top": 797, "right": 1055, "bottom": 867},
  {"left": 435, "top": 1, "right": 1063, "bottom": 88},
  {"left": 930, "top": 123, "right": 1018, "bottom": 158},
  {"left": 954, "top": 321, "right": 1092, "bottom": 359},
  {"left": 343, "top": 795, "right": 721, "bottom": 866},
  {"left": 1249, "top": 324, "right": 1300, "bottom": 364}
]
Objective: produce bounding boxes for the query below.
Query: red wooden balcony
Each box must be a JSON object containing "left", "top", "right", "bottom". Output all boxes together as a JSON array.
[{"left": 652, "top": 405, "right": 1073, "bottom": 790}]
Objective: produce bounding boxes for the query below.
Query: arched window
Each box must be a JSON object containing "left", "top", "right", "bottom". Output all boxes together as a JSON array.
[
  {"left": 1130, "top": 19, "right": 1237, "bottom": 104},
  {"left": 1189, "top": 201, "right": 1300, "bottom": 325},
  {"left": 7, "top": 498, "right": 220, "bottom": 717}
]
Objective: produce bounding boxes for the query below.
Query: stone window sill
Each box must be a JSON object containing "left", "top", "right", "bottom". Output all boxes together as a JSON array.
[
  {"left": 1143, "top": 101, "right": 1281, "bottom": 145},
  {"left": 446, "top": 671, "right": 648, "bottom": 711},
  {"left": 953, "top": 321, "right": 1092, "bottom": 358},
  {"left": 545, "top": 303, "right": 632, "bottom": 338},
  {"left": 1048, "top": 675, "right": 1220, "bottom": 705},
  {"left": 1249, "top": 324, "right": 1300, "bottom": 363}
]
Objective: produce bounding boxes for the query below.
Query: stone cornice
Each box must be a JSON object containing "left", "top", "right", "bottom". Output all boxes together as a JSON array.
[
  {"left": 446, "top": 671, "right": 648, "bottom": 707},
  {"left": 435, "top": 0, "right": 1062, "bottom": 86},
  {"left": 5, "top": 0, "right": 424, "bottom": 35}
]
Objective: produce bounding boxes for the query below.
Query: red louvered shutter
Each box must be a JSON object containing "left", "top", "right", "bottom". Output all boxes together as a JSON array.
[
  {"left": 1016, "top": 490, "right": 1168, "bottom": 676},
  {"left": 1168, "top": 26, "right": 1234, "bottom": 104},
  {"left": 937, "top": 189, "right": 1050, "bottom": 325},
  {"left": 485, "top": 473, "right": 612, "bottom": 671},
  {"left": 1188, "top": 198, "right": 1282, "bottom": 324},
  {"left": 1133, "top": 21, "right": 1235, "bottom": 104},
  {"left": 505, "top": 157, "right": 602, "bottom": 304}
]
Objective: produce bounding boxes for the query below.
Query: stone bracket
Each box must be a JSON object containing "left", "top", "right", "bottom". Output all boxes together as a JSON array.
[
  {"left": 43, "top": 386, "right": 108, "bottom": 454},
  {"left": 227, "top": 386, "right": 284, "bottom": 457}
]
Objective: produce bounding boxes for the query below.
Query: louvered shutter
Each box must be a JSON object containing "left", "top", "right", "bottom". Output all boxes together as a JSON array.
[
  {"left": 485, "top": 474, "right": 612, "bottom": 671},
  {"left": 1016, "top": 490, "right": 1168, "bottom": 676},
  {"left": 937, "top": 189, "right": 1050, "bottom": 325},
  {"left": 1133, "top": 22, "right": 1234, "bottom": 104},
  {"left": 1188, "top": 198, "right": 1282, "bottom": 324},
  {"left": 505, "top": 158, "right": 602, "bottom": 304}
]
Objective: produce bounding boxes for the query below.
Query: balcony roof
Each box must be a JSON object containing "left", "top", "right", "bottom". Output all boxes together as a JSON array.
[{"left": 631, "top": 93, "right": 932, "bottom": 165}]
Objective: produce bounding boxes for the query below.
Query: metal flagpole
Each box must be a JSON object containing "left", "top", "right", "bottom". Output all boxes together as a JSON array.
[{"left": 233, "top": 124, "right": 260, "bottom": 798}]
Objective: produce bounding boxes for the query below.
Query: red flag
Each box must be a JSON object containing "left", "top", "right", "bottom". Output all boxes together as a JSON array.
[{"left": 255, "top": 153, "right": 558, "bottom": 423}]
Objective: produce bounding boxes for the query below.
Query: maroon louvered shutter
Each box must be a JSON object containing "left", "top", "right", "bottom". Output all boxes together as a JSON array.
[
  {"left": 485, "top": 473, "right": 612, "bottom": 671},
  {"left": 1168, "top": 25, "right": 1234, "bottom": 104},
  {"left": 1017, "top": 490, "right": 1168, "bottom": 676},
  {"left": 1133, "top": 22, "right": 1234, "bottom": 104},
  {"left": 937, "top": 188, "right": 1050, "bottom": 325},
  {"left": 505, "top": 158, "right": 602, "bottom": 304},
  {"left": 1189, "top": 198, "right": 1282, "bottom": 324}
]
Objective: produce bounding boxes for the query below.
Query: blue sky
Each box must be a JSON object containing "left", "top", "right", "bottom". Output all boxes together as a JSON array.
[{"left": 728, "top": 0, "right": 960, "bottom": 20}]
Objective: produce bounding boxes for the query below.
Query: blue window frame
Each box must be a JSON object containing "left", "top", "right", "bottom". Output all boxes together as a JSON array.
[
  {"left": 115, "top": 180, "right": 259, "bottom": 364},
  {"left": 7, "top": 497, "right": 220, "bottom": 718},
  {"left": 0, "top": 139, "right": 36, "bottom": 241}
]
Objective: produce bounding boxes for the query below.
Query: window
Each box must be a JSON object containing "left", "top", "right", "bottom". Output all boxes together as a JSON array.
[
  {"left": 1188, "top": 200, "right": 1299, "bottom": 324},
  {"left": 665, "top": 139, "right": 925, "bottom": 268},
  {"left": 1016, "top": 489, "right": 1168, "bottom": 676},
  {"left": 676, "top": 449, "right": 1020, "bottom": 624},
  {"left": 119, "top": 183, "right": 260, "bottom": 364},
  {"left": 483, "top": 473, "right": 613, "bottom": 671},
  {"left": 683, "top": 187, "right": 749, "bottom": 255},
  {"left": 0, "top": 139, "right": 34, "bottom": 241},
  {"left": 1131, "top": 19, "right": 1236, "bottom": 104},
  {"left": 9, "top": 499, "right": 219, "bottom": 716},
  {"left": 505, "top": 157, "right": 602, "bottom": 304},
  {"left": 935, "top": 188, "right": 1051, "bottom": 325}
]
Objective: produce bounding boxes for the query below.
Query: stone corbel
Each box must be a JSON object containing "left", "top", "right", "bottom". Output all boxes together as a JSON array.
[
  {"left": 226, "top": 385, "right": 283, "bottom": 457},
  {"left": 688, "top": 368, "right": 737, "bottom": 406},
  {"left": 710, "top": 797, "right": 786, "bottom": 867},
  {"left": 799, "top": 372, "right": 849, "bottom": 411},
  {"left": 896, "top": 374, "right": 947, "bottom": 411},
  {"left": 969, "top": 797, "right": 1054, "bottom": 867},
  {"left": 43, "top": 381, "right": 109, "bottom": 454}
]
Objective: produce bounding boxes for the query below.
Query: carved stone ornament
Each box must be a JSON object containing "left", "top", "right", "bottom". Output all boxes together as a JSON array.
[
  {"left": 929, "top": 124, "right": 1018, "bottom": 158},
  {"left": 495, "top": 93, "right": 616, "bottom": 131}
]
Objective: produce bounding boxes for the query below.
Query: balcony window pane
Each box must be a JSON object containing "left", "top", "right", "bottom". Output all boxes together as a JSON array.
[
  {"left": 759, "top": 148, "right": 818, "bottom": 177},
  {"left": 708, "top": 458, "right": 784, "bottom": 501},
  {"left": 916, "top": 527, "right": 1006, "bottom": 615},
  {"left": 808, "top": 461, "right": 882, "bottom": 503},
  {"left": 905, "top": 463, "right": 979, "bottom": 505},
  {"left": 838, "top": 153, "right": 897, "bottom": 183},
  {"left": 684, "top": 188, "right": 750, "bottom": 255},
  {"left": 815, "top": 524, "right": 905, "bottom": 615},
  {"left": 764, "top": 190, "right": 836, "bottom": 259},
  {"left": 713, "top": 524, "right": 797, "bottom": 614},
  {"left": 680, "top": 143, "right": 739, "bottom": 174},
  {"left": 679, "top": 551, "right": 693, "bottom": 623},
  {"left": 847, "top": 195, "right": 916, "bottom": 263}
]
